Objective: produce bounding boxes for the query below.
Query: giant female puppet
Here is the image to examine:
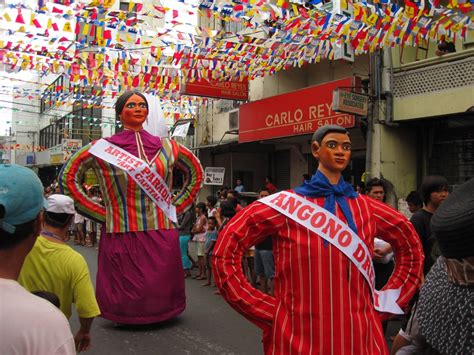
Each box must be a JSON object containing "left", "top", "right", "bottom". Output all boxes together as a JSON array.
[{"left": 60, "top": 91, "right": 203, "bottom": 324}]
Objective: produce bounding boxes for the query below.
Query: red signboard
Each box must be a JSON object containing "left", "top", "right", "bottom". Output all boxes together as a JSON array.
[
  {"left": 239, "top": 78, "right": 356, "bottom": 143},
  {"left": 182, "top": 78, "right": 248, "bottom": 101}
]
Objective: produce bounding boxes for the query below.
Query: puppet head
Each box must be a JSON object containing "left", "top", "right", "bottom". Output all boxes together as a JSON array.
[
  {"left": 115, "top": 91, "right": 149, "bottom": 131},
  {"left": 311, "top": 125, "right": 351, "bottom": 177}
]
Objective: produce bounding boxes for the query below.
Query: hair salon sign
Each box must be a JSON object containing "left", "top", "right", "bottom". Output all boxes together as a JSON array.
[{"left": 238, "top": 78, "right": 356, "bottom": 143}]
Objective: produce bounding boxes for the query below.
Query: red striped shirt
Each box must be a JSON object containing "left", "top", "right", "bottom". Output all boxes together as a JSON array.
[{"left": 213, "top": 192, "right": 423, "bottom": 355}]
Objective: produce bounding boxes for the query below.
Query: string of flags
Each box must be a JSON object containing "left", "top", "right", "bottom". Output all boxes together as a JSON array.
[{"left": 0, "top": 0, "right": 472, "bottom": 102}]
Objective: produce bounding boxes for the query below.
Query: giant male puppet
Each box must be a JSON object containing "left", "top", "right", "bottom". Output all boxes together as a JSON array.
[
  {"left": 61, "top": 91, "right": 203, "bottom": 324},
  {"left": 213, "top": 125, "right": 423, "bottom": 354}
]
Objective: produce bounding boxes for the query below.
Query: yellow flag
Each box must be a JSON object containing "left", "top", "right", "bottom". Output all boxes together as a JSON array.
[
  {"left": 96, "top": 26, "right": 102, "bottom": 39},
  {"left": 366, "top": 13, "right": 378, "bottom": 27},
  {"left": 47, "top": 18, "right": 52, "bottom": 29},
  {"left": 63, "top": 21, "right": 72, "bottom": 32},
  {"left": 451, "top": 23, "right": 463, "bottom": 32},
  {"left": 82, "top": 23, "right": 90, "bottom": 35},
  {"left": 3, "top": 12, "right": 11, "bottom": 22},
  {"left": 292, "top": 4, "right": 299, "bottom": 16},
  {"left": 128, "top": 1, "right": 134, "bottom": 12},
  {"left": 103, "top": 0, "right": 115, "bottom": 8},
  {"left": 443, "top": 20, "right": 452, "bottom": 29}
]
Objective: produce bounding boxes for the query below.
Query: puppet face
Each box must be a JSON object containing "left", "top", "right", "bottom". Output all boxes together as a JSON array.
[
  {"left": 312, "top": 132, "right": 351, "bottom": 174},
  {"left": 120, "top": 94, "right": 148, "bottom": 131}
]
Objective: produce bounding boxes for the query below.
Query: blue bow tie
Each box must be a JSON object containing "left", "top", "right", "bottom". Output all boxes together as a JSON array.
[{"left": 294, "top": 170, "right": 358, "bottom": 235}]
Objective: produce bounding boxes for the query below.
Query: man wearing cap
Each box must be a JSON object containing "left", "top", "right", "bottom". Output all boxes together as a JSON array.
[
  {"left": 213, "top": 125, "right": 424, "bottom": 354},
  {"left": 19, "top": 194, "right": 100, "bottom": 353},
  {"left": 0, "top": 164, "right": 75, "bottom": 355}
]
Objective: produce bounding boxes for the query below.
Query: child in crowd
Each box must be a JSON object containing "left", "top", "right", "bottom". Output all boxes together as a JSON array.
[
  {"left": 202, "top": 217, "right": 218, "bottom": 286},
  {"left": 206, "top": 195, "right": 218, "bottom": 219}
]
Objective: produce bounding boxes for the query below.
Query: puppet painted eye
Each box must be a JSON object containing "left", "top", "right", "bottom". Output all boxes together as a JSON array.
[
  {"left": 342, "top": 143, "right": 352, "bottom": 151},
  {"left": 326, "top": 141, "right": 337, "bottom": 149},
  {"left": 138, "top": 103, "right": 147, "bottom": 109},
  {"left": 126, "top": 102, "right": 136, "bottom": 108}
]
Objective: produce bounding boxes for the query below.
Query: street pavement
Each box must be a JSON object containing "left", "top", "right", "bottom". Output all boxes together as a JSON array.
[{"left": 69, "top": 243, "right": 263, "bottom": 355}]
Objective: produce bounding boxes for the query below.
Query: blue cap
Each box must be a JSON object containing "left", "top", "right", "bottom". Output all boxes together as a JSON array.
[{"left": 0, "top": 164, "right": 47, "bottom": 234}]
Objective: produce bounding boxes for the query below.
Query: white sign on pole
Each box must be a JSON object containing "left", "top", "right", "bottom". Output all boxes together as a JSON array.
[
  {"left": 61, "top": 139, "right": 82, "bottom": 152},
  {"left": 204, "top": 167, "right": 225, "bottom": 186},
  {"left": 332, "top": 89, "right": 369, "bottom": 116},
  {"left": 172, "top": 122, "right": 191, "bottom": 138}
]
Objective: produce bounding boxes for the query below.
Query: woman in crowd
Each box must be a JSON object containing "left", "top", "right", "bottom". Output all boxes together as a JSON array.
[
  {"left": 178, "top": 203, "right": 196, "bottom": 278},
  {"left": 191, "top": 202, "right": 208, "bottom": 280}
]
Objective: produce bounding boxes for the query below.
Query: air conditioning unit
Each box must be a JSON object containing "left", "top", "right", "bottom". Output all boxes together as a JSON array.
[{"left": 228, "top": 109, "right": 239, "bottom": 131}]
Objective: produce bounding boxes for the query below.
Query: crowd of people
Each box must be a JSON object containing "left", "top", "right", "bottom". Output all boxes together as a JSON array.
[
  {"left": 178, "top": 186, "right": 276, "bottom": 297},
  {"left": 1, "top": 118, "right": 472, "bottom": 355}
]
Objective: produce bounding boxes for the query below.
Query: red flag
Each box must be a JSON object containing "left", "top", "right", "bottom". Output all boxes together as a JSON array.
[
  {"left": 33, "top": 18, "right": 42, "bottom": 28},
  {"left": 132, "top": 75, "right": 139, "bottom": 87},
  {"left": 15, "top": 9, "right": 25, "bottom": 24},
  {"left": 300, "top": 7, "right": 309, "bottom": 18},
  {"left": 459, "top": 2, "right": 472, "bottom": 12}
]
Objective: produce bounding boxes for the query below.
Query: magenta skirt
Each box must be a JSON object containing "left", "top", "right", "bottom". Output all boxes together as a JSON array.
[{"left": 96, "top": 229, "right": 185, "bottom": 324}]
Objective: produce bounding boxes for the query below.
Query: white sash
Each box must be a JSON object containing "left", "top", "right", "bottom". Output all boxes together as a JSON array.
[
  {"left": 259, "top": 191, "right": 403, "bottom": 314},
  {"left": 89, "top": 139, "right": 177, "bottom": 222}
]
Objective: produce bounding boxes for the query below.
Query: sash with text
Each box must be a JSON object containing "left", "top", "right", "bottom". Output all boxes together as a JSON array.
[
  {"left": 90, "top": 139, "right": 177, "bottom": 222},
  {"left": 259, "top": 191, "right": 403, "bottom": 314}
]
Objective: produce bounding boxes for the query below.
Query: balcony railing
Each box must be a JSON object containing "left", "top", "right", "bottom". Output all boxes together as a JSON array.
[{"left": 391, "top": 48, "right": 474, "bottom": 98}]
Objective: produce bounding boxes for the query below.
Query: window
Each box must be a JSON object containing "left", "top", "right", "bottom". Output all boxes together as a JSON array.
[
  {"left": 218, "top": 99, "right": 241, "bottom": 113},
  {"left": 39, "top": 89, "right": 102, "bottom": 149},
  {"left": 221, "top": 16, "right": 244, "bottom": 35},
  {"left": 40, "top": 76, "right": 69, "bottom": 114},
  {"left": 119, "top": 1, "right": 137, "bottom": 20}
]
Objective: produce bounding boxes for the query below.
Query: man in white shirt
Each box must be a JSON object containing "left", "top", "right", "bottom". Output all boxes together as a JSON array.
[{"left": 0, "top": 164, "right": 75, "bottom": 355}]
